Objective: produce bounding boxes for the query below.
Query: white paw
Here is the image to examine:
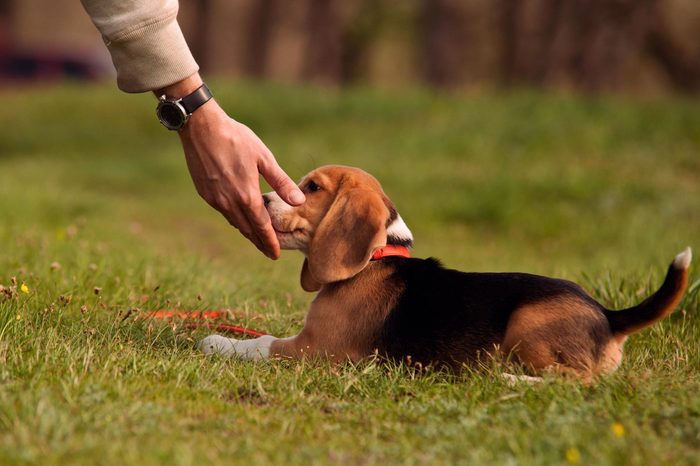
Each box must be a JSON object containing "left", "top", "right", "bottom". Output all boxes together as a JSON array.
[
  {"left": 198, "top": 335, "right": 239, "bottom": 357},
  {"left": 502, "top": 373, "right": 543, "bottom": 386},
  {"left": 198, "top": 334, "right": 277, "bottom": 360}
]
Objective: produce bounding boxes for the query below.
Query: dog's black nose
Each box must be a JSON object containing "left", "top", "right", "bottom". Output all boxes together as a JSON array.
[{"left": 263, "top": 194, "right": 270, "bottom": 206}]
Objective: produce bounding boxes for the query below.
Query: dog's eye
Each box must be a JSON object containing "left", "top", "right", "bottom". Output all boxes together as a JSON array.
[{"left": 306, "top": 181, "right": 322, "bottom": 193}]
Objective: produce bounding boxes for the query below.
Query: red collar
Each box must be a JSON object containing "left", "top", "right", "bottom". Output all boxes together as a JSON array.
[{"left": 371, "top": 244, "right": 411, "bottom": 261}]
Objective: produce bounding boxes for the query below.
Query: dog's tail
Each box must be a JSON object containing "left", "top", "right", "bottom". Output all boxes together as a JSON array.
[{"left": 604, "top": 247, "right": 691, "bottom": 338}]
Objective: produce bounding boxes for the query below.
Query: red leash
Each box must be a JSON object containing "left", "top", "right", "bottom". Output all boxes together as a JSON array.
[
  {"left": 136, "top": 310, "right": 268, "bottom": 338},
  {"left": 137, "top": 246, "right": 410, "bottom": 338}
]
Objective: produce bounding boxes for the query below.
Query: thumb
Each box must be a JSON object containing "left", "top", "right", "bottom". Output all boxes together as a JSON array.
[{"left": 260, "top": 159, "right": 305, "bottom": 206}]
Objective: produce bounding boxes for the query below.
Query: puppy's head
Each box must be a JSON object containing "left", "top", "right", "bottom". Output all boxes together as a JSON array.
[{"left": 264, "top": 165, "right": 412, "bottom": 291}]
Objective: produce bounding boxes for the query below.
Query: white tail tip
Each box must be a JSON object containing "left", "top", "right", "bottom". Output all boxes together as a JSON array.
[{"left": 673, "top": 247, "right": 692, "bottom": 269}]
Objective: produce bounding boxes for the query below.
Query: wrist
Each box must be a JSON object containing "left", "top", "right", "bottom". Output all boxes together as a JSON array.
[
  {"left": 178, "top": 98, "right": 222, "bottom": 135},
  {"left": 155, "top": 76, "right": 213, "bottom": 131},
  {"left": 155, "top": 73, "right": 204, "bottom": 99}
]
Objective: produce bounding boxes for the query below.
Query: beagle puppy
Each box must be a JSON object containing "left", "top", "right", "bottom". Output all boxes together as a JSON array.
[{"left": 199, "top": 165, "right": 692, "bottom": 381}]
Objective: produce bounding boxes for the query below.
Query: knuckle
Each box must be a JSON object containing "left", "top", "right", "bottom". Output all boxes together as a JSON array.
[
  {"left": 237, "top": 190, "right": 253, "bottom": 207},
  {"left": 237, "top": 187, "right": 264, "bottom": 209},
  {"left": 251, "top": 215, "right": 270, "bottom": 230},
  {"left": 247, "top": 193, "right": 264, "bottom": 210}
]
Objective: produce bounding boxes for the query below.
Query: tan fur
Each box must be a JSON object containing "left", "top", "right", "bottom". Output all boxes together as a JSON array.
[
  {"left": 613, "top": 269, "right": 688, "bottom": 337},
  {"left": 598, "top": 339, "right": 624, "bottom": 374},
  {"left": 264, "top": 166, "right": 402, "bottom": 360},
  {"left": 502, "top": 296, "right": 616, "bottom": 379},
  {"left": 305, "top": 188, "right": 389, "bottom": 288},
  {"left": 265, "top": 166, "right": 394, "bottom": 291},
  {"left": 270, "top": 262, "right": 403, "bottom": 361}
]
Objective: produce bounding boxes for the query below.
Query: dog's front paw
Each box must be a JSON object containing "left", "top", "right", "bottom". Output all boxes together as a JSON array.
[
  {"left": 199, "top": 334, "right": 277, "bottom": 360},
  {"left": 198, "top": 334, "right": 239, "bottom": 357}
]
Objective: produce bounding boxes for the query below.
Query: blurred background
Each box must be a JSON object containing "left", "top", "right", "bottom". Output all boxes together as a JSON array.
[
  {"left": 2, "top": 0, "right": 700, "bottom": 94},
  {"left": 0, "top": 0, "right": 699, "bottom": 285}
]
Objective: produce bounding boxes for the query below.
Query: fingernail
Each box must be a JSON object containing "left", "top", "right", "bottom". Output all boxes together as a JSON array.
[{"left": 289, "top": 190, "right": 305, "bottom": 204}]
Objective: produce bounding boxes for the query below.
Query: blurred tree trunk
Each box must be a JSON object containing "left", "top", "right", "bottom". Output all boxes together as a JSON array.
[
  {"left": 497, "top": 0, "right": 669, "bottom": 92},
  {"left": 245, "top": 0, "right": 276, "bottom": 78},
  {"left": 0, "top": 0, "right": 12, "bottom": 17},
  {"left": 303, "top": 0, "right": 343, "bottom": 84},
  {"left": 180, "top": 0, "right": 700, "bottom": 93},
  {"left": 188, "top": 0, "right": 212, "bottom": 72},
  {"left": 570, "top": 0, "right": 655, "bottom": 90},
  {"left": 648, "top": 30, "right": 700, "bottom": 92},
  {"left": 303, "top": 0, "right": 384, "bottom": 86},
  {"left": 646, "top": 1, "right": 700, "bottom": 92},
  {"left": 499, "top": 0, "right": 518, "bottom": 86},
  {"left": 0, "top": 0, "right": 14, "bottom": 49},
  {"left": 421, "top": 0, "right": 469, "bottom": 88},
  {"left": 339, "top": 0, "right": 383, "bottom": 85},
  {"left": 529, "top": 0, "right": 565, "bottom": 85}
]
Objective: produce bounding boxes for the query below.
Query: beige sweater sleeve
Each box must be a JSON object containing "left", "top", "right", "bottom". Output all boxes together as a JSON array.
[{"left": 80, "top": 0, "right": 199, "bottom": 93}]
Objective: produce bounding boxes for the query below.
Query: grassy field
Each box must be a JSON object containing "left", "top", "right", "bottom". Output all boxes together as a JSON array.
[{"left": 1, "top": 81, "right": 699, "bottom": 465}]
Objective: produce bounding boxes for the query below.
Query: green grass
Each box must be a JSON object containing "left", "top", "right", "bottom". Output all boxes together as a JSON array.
[{"left": 1, "top": 81, "right": 699, "bottom": 465}]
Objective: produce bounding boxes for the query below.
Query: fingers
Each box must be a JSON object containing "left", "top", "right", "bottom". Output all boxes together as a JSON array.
[
  {"left": 259, "top": 157, "right": 305, "bottom": 206},
  {"left": 179, "top": 104, "right": 292, "bottom": 259},
  {"left": 239, "top": 192, "right": 281, "bottom": 260},
  {"left": 215, "top": 190, "right": 281, "bottom": 260}
]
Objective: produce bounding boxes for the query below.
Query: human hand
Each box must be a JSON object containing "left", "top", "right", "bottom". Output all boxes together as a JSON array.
[{"left": 159, "top": 76, "right": 305, "bottom": 259}]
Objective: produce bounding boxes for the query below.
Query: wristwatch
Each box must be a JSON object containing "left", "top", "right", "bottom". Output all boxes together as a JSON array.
[{"left": 156, "top": 83, "right": 213, "bottom": 130}]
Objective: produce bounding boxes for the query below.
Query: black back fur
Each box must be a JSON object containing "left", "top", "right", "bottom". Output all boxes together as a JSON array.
[{"left": 373, "top": 257, "right": 602, "bottom": 367}]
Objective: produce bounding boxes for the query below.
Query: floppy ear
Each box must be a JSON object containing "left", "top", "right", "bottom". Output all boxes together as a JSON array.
[
  {"left": 300, "top": 189, "right": 389, "bottom": 290},
  {"left": 300, "top": 259, "right": 323, "bottom": 292}
]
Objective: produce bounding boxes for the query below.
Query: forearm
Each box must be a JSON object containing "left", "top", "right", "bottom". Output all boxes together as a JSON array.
[
  {"left": 82, "top": 1, "right": 304, "bottom": 258},
  {"left": 80, "top": 0, "right": 198, "bottom": 92}
]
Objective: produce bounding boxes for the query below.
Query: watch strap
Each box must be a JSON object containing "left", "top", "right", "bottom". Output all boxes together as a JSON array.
[{"left": 180, "top": 83, "right": 213, "bottom": 115}]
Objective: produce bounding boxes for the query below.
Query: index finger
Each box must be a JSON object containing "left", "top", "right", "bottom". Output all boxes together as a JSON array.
[
  {"left": 242, "top": 193, "right": 281, "bottom": 259},
  {"left": 259, "top": 155, "right": 305, "bottom": 206}
]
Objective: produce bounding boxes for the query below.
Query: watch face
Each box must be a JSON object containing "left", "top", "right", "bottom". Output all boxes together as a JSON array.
[{"left": 157, "top": 101, "right": 187, "bottom": 130}]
